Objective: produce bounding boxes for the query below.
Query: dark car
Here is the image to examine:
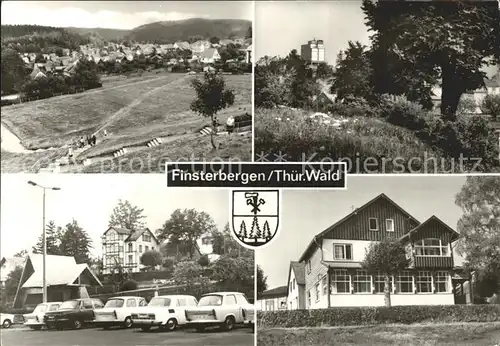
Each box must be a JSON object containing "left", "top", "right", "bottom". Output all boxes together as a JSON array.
[{"left": 44, "top": 298, "right": 104, "bottom": 330}]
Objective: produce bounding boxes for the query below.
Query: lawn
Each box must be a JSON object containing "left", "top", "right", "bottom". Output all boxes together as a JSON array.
[
  {"left": 1, "top": 148, "right": 67, "bottom": 173},
  {"left": 254, "top": 108, "right": 452, "bottom": 173},
  {"left": 77, "top": 131, "right": 252, "bottom": 173},
  {"left": 258, "top": 322, "right": 500, "bottom": 346},
  {"left": 1, "top": 73, "right": 251, "bottom": 151}
]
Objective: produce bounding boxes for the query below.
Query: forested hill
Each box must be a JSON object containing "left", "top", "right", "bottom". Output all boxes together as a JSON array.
[
  {"left": 1, "top": 25, "right": 91, "bottom": 52},
  {"left": 125, "top": 18, "right": 252, "bottom": 43},
  {"left": 67, "top": 27, "right": 130, "bottom": 42}
]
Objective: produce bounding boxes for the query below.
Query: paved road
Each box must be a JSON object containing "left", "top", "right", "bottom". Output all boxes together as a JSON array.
[{"left": 1, "top": 325, "right": 254, "bottom": 346}]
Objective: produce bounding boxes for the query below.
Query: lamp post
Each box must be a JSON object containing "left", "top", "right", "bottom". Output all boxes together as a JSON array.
[{"left": 28, "top": 181, "right": 61, "bottom": 303}]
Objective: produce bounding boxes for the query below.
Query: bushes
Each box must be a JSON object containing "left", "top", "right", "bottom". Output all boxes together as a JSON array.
[
  {"left": 119, "top": 279, "right": 138, "bottom": 292},
  {"left": 481, "top": 94, "right": 500, "bottom": 120},
  {"left": 257, "top": 305, "right": 500, "bottom": 328}
]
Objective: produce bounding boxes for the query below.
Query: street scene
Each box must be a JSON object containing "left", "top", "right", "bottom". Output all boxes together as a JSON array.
[
  {"left": 0, "top": 175, "right": 255, "bottom": 346},
  {"left": 256, "top": 175, "right": 500, "bottom": 346},
  {"left": 254, "top": 0, "right": 500, "bottom": 173},
  {"left": 1, "top": 1, "right": 253, "bottom": 173}
]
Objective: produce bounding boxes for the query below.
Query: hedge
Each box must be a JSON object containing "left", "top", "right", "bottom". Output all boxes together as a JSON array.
[{"left": 257, "top": 305, "right": 500, "bottom": 328}]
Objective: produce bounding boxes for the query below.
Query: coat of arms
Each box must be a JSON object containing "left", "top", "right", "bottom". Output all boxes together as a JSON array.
[{"left": 231, "top": 190, "right": 281, "bottom": 249}]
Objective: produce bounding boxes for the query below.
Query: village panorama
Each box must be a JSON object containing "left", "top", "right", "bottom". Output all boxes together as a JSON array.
[{"left": 1, "top": 1, "right": 253, "bottom": 173}]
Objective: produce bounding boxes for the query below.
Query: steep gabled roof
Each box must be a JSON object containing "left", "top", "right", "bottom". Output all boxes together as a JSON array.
[
  {"left": 286, "top": 261, "right": 305, "bottom": 297},
  {"left": 102, "top": 226, "right": 132, "bottom": 236},
  {"left": 261, "top": 286, "right": 288, "bottom": 299},
  {"left": 399, "top": 215, "right": 460, "bottom": 243},
  {"left": 298, "top": 193, "right": 421, "bottom": 262},
  {"left": 125, "top": 228, "right": 158, "bottom": 243}
]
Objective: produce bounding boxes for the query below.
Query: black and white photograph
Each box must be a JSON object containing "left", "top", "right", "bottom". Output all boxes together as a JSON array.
[
  {"left": 256, "top": 175, "right": 500, "bottom": 345},
  {"left": 254, "top": 0, "right": 500, "bottom": 173},
  {"left": 0, "top": 175, "right": 255, "bottom": 345},
  {"left": 1, "top": 1, "right": 253, "bottom": 173}
]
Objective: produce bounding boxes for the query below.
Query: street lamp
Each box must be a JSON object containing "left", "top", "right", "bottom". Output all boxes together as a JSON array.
[{"left": 27, "top": 181, "right": 61, "bottom": 303}]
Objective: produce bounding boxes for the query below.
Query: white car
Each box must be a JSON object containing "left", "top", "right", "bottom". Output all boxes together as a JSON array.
[
  {"left": 185, "top": 292, "right": 255, "bottom": 332},
  {"left": 130, "top": 295, "right": 198, "bottom": 332},
  {"left": 94, "top": 296, "right": 147, "bottom": 329},
  {"left": 23, "top": 302, "right": 62, "bottom": 330},
  {"left": 1, "top": 313, "right": 16, "bottom": 328}
]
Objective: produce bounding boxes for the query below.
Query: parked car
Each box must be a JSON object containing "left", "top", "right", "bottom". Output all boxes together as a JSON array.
[
  {"left": 185, "top": 292, "right": 254, "bottom": 332},
  {"left": 243, "top": 305, "right": 255, "bottom": 332},
  {"left": 44, "top": 298, "right": 104, "bottom": 330},
  {"left": 1, "top": 313, "right": 16, "bottom": 328},
  {"left": 130, "top": 295, "right": 198, "bottom": 332},
  {"left": 94, "top": 296, "right": 147, "bottom": 329},
  {"left": 24, "top": 302, "right": 62, "bottom": 330}
]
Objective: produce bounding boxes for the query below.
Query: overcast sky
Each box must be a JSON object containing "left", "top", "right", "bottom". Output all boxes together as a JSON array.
[
  {"left": 1, "top": 175, "right": 230, "bottom": 258},
  {"left": 255, "top": 1, "right": 370, "bottom": 64},
  {"left": 1, "top": 1, "right": 253, "bottom": 30},
  {"left": 257, "top": 176, "right": 468, "bottom": 290}
]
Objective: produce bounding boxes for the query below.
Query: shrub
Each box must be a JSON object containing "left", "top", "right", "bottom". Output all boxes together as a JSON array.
[
  {"left": 379, "top": 94, "right": 427, "bottom": 131},
  {"left": 119, "top": 279, "right": 138, "bottom": 292},
  {"left": 481, "top": 94, "right": 500, "bottom": 119},
  {"left": 257, "top": 305, "right": 500, "bottom": 328},
  {"left": 198, "top": 254, "right": 210, "bottom": 267},
  {"left": 457, "top": 94, "right": 478, "bottom": 115}
]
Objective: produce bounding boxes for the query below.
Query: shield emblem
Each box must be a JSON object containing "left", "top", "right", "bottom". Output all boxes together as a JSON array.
[{"left": 231, "top": 190, "right": 281, "bottom": 249}]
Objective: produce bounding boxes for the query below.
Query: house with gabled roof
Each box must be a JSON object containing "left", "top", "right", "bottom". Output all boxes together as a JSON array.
[
  {"left": 297, "top": 193, "right": 466, "bottom": 309},
  {"left": 29, "top": 65, "right": 46, "bottom": 79},
  {"left": 200, "top": 48, "right": 221, "bottom": 64},
  {"left": 13, "top": 254, "right": 102, "bottom": 309},
  {"left": 257, "top": 286, "right": 288, "bottom": 311},
  {"left": 173, "top": 41, "right": 191, "bottom": 50},
  {"left": 286, "top": 261, "right": 306, "bottom": 310},
  {"left": 101, "top": 226, "right": 160, "bottom": 274}
]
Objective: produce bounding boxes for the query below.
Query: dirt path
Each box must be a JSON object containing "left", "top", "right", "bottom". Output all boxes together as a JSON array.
[
  {"left": 1, "top": 123, "right": 28, "bottom": 153},
  {"left": 92, "top": 75, "right": 188, "bottom": 136}
]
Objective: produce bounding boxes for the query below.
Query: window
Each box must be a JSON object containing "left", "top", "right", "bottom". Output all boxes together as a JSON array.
[
  {"left": 396, "top": 271, "right": 414, "bottom": 293},
  {"left": 306, "top": 260, "right": 311, "bottom": 274},
  {"left": 374, "top": 272, "right": 392, "bottom": 294},
  {"left": 142, "top": 233, "right": 152, "bottom": 242},
  {"left": 353, "top": 270, "right": 371, "bottom": 293},
  {"left": 415, "top": 238, "right": 449, "bottom": 256},
  {"left": 119, "top": 245, "right": 123, "bottom": 253},
  {"left": 225, "top": 295, "right": 237, "bottom": 305},
  {"left": 177, "top": 298, "right": 187, "bottom": 306},
  {"left": 126, "top": 299, "right": 137, "bottom": 307},
  {"left": 416, "top": 271, "right": 432, "bottom": 293},
  {"left": 82, "top": 300, "right": 93, "bottom": 309},
  {"left": 369, "top": 218, "right": 379, "bottom": 231},
  {"left": 93, "top": 299, "right": 104, "bottom": 308},
  {"left": 307, "top": 290, "right": 311, "bottom": 306},
  {"left": 265, "top": 300, "right": 274, "bottom": 311},
  {"left": 128, "top": 243, "right": 133, "bottom": 252},
  {"left": 202, "top": 237, "right": 211, "bottom": 245},
  {"left": 386, "top": 219, "right": 394, "bottom": 232},
  {"left": 436, "top": 271, "right": 449, "bottom": 293},
  {"left": 152, "top": 247, "right": 154, "bottom": 251},
  {"left": 331, "top": 270, "right": 350, "bottom": 293},
  {"left": 188, "top": 297, "right": 198, "bottom": 306},
  {"left": 293, "top": 279, "right": 296, "bottom": 290},
  {"left": 315, "top": 282, "right": 320, "bottom": 301},
  {"left": 333, "top": 244, "right": 353, "bottom": 260},
  {"left": 49, "top": 304, "right": 60, "bottom": 311},
  {"left": 139, "top": 245, "right": 143, "bottom": 253},
  {"left": 236, "top": 294, "right": 249, "bottom": 305},
  {"left": 145, "top": 246, "right": 149, "bottom": 252},
  {"left": 322, "top": 275, "right": 328, "bottom": 295},
  {"left": 139, "top": 299, "right": 147, "bottom": 307},
  {"left": 128, "top": 255, "right": 133, "bottom": 264}
]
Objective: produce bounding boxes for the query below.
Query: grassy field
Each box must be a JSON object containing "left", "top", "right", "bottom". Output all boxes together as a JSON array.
[
  {"left": 258, "top": 323, "right": 500, "bottom": 346},
  {"left": 254, "top": 108, "right": 452, "bottom": 173},
  {"left": 77, "top": 132, "right": 252, "bottom": 173},
  {"left": 1, "top": 73, "right": 251, "bottom": 150},
  {"left": 1, "top": 148, "right": 67, "bottom": 173}
]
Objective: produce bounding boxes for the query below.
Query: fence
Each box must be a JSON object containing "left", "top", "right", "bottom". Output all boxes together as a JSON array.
[{"left": 1, "top": 88, "right": 87, "bottom": 107}]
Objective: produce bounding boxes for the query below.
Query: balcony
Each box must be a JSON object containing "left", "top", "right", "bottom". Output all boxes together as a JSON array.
[{"left": 414, "top": 256, "right": 453, "bottom": 268}]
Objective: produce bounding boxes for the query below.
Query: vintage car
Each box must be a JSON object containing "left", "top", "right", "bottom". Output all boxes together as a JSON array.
[
  {"left": 23, "top": 302, "right": 62, "bottom": 330},
  {"left": 130, "top": 294, "right": 198, "bottom": 332},
  {"left": 93, "top": 296, "right": 147, "bottom": 329},
  {"left": 243, "top": 305, "right": 255, "bottom": 332},
  {"left": 44, "top": 298, "right": 104, "bottom": 330},
  {"left": 185, "top": 292, "right": 254, "bottom": 332},
  {"left": 1, "top": 313, "right": 16, "bottom": 328}
]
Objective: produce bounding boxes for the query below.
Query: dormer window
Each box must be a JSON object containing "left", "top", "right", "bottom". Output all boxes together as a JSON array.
[
  {"left": 369, "top": 218, "right": 379, "bottom": 231},
  {"left": 415, "top": 238, "right": 449, "bottom": 256}
]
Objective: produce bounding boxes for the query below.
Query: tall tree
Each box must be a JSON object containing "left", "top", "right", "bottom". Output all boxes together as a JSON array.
[
  {"left": 257, "top": 265, "right": 268, "bottom": 300},
  {"left": 211, "top": 255, "right": 254, "bottom": 298},
  {"left": 455, "top": 176, "right": 500, "bottom": 296},
  {"left": 1, "top": 48, "right": 28, "bottom": 94},
  {"left": 0, "top": 266, "right": 23, "bottom": 308},
  {"left": 140, "top": 250, "right": 163, "bottom": 271},
  {"left": 58, "top": 220, "right": 93, "bottom": 264},
  {"left": 362, "top": 0, "right": 500, "bottom": 120},
  {"left": 108, "top": 199, "right": 146, "bottom": 231},
  {"left": 362, "top": 238, "right": 409, "bottom": 307},
  {"left": 330, "top": 41, "right": 374, "bottom": 102},
  {"left": 190, "top": 72, "right": 235, "bottom": 149},
  {"left": 32, "top": 220, "right": 62, "bottom": 255},
  {"left": 157, "top": 209, "right": 217, "bottom": 259}
]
